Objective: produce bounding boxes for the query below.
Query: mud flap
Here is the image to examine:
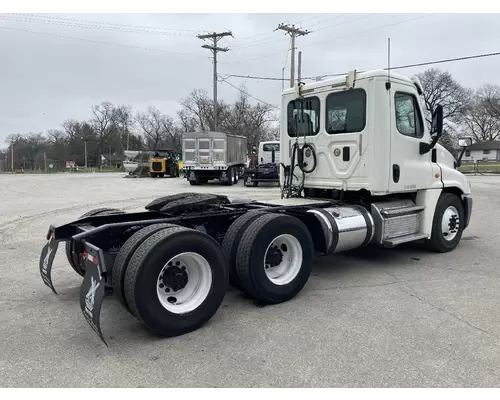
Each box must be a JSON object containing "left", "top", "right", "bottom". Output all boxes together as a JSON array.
[
  {"left": 39, "top": 229, "right": 59, "bottom": 295},
  {"left": 80, "top": 242, "right": 108, "bottom": 346}
]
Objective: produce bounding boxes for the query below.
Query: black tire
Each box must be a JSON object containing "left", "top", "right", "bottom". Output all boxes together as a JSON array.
[
  {"left": 150, "top": 173, "right": 157, "bottom": 178},
  {"left": 225, "top": 168, "right": 234, "bottom": 186},
  {"left": 158, "top": 173, "right": 165, "bottom": 178},
  {"left": 425, "top": 192, "right": 465, "bottom": 253},
  {"left": 221, "top": 211, "right": 266, "bottom": 290},
  {"left": 243, "top": 175, "right": 251, "bottom": 187},
  {"left": 65, "top": 207, "right": 124, "bottom": 276},
  {"left": 235, "top": 213, "right": 314, "bottom": 304},
  {"left": 111, "top": 223, "right": 176, "bottom": 313},
  {"left": 253, "top": 181, "right": 259, "bottom": 187},
  {"left": 123, "top": 226, "right": 229, "bottom": 336},
  {"left": 233, "top": 168, "right": 239, "bottom": 184},
  {"left": 169, "top": 166, "right": 177, "bottom": 178}
]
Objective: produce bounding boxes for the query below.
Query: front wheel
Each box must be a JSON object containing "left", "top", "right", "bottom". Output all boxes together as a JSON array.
[{"left": 426, "top": 192, "right": 465, "bottom": 253}]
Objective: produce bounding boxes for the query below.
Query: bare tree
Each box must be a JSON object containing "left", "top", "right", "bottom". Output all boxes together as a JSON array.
[
  {"left": 415, "top": 68, "right": 473, "bottom": 125},
  {"left": 462, "top": 85, "right": 500, "bottom": 142},
  {"left": 178, "top": 89, "right": 230, "bottom": 132},
  {"left": 481, "top": 84, "right": 500, "bottom": 117},
  {"left": 415, "top": 68, "right": 474, "bottom": 155},
  {"left": 135, "top": 106, "right": 170, "bottom": 150},
  {"left": 113, "top": 105, "right": 135, "bottom": 151},
  {"left": 90, "top": 101, "right": 117, "bottom": 166}
]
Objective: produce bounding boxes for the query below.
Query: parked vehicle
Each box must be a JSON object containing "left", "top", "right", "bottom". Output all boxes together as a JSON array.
[
  {"left": 244, "top": 140, "right": 280, "bottom": 187},
  {"left": 149, "top": 149, "right": 180, "bottom": 178},
  {"left": 38, "top": 69, "right": 473, "bottom": 345},
  {"left": 182, "top": 131, "right": 247, "bottom": 185}
]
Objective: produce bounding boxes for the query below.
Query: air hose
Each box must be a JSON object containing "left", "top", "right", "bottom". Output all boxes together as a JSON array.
[{"left": 282, "top": 141, "right": 317, "bottom": 198}]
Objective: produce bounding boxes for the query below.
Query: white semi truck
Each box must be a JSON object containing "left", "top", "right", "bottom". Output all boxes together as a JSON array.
[{"left": 39, "top": 69, "right": 473, "bottom": 345}]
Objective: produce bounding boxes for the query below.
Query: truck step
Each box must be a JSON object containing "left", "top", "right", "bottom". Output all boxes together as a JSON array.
[
  {"left": 382, "top": 233, "right": 428, "bottom": 248},
  {"left": 380, "top": 205, "right": 425, "bottom": 217},
  {"left": 371, "top": 200, "right": 425, "bottom": 245}
]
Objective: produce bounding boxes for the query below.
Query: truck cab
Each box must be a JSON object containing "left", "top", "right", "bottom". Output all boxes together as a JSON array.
[
  {"left": 280, "top": 69, "right": 471, "bottom": 197},
  {"left": 280, "top": 69, "right": 472, "bottom": 250}
]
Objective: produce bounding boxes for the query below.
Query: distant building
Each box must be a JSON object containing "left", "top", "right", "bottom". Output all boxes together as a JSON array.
[{"left": 461, "top": 140, "right": 500, "bottom": 162}]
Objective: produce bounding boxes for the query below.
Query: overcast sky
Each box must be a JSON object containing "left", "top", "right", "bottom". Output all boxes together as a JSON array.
[{"left": 1, "top": 12, "right": 499, "bottom": 146}]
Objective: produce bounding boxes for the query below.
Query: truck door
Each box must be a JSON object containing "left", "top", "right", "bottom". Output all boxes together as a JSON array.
[{"left": 388, "top": 86, "right": 434, "bottom": 192}]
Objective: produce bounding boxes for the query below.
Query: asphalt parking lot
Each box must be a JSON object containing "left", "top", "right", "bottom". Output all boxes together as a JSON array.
[{"left": 1, "top": 172, "right": 499, "bottom": 388}]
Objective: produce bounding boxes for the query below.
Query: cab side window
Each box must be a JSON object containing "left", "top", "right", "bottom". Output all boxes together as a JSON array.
[{"left": 395, "top": 92, "right": 424, "bottom": 138}]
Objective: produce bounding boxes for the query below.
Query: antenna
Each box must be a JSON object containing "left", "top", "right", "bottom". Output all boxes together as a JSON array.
[{"left": 386, "top": 37, "right": 391, "bottom": 90}]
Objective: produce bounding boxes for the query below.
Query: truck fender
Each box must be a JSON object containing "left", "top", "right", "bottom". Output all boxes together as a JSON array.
[{"left": 415, "top": 188, "right": 443, "bottom": 237}]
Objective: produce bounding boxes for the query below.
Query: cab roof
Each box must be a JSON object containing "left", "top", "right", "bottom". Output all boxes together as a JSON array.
[{"left": 281, "top": 69, "right": 416, "bottom": 96}]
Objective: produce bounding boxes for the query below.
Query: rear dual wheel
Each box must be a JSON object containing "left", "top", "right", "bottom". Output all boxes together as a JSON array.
[
  {"left": 225, "top": 167, "right": 239, "bottom": 186},
  {"left": 115, "top": 225, "right": 228, "bottom": 337},
  {"left": 223, "top": 212, "right": 314, "bottom": 304}
]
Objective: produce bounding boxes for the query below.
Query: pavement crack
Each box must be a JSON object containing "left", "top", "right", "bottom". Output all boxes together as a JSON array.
[
  {"left": 403, "top": 289, "right": 500, "bottom": 340},
  {"left": 311, "top": 277, "right": 448, "bottom": 292},
  {"left": 311, "top": 281, "right": 400, "bottom": 291}
]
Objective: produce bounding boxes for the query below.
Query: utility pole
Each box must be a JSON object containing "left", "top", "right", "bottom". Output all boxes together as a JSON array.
[
  {"left": 10, "top": 141, "right": 13, "bottom": 173},
  {"left": 197, "top": 31, "right": 233, "bottom": 131},
  {"left": 298, "top": 51, "right": 302, "bottom": 84},
  {"left": 275, "top": 24, "right": 310, "bottom": 88}
]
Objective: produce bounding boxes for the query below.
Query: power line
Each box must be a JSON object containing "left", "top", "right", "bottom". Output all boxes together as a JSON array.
[
  {"left": 0, "top": 25, "right": 207, "bottom": 59},
  {"left": 218, "top": 77, "right": 280, "bottom": 110},
  {"left": 388, "top": 51, "right": 500, "bottom": 72},
  {"left": 222, "top": 50, "right": 500, "bottom": 82},
  {"left": 0, "top": 15, "right": 197, "bottom": 37},
  {"left": 293, "top": 14, "right": 329, "bottom": 25},
  {"left": 9, "top": 13, "right": 201, "bottom": 33},
  {"left": 300, "top": 13, "right": 435, "bottom": 50},
  {"left": 230, "top": 14, "right": 354, "bottom": 51},
  {"left": 300, "top": 13, "right": 350, "bottom": 29},
  {"left": 311, "top": 13, "right": 376, "bottom": 34},
  {"left": 225, "top": 13, "right": 434, "bottom": 65}
]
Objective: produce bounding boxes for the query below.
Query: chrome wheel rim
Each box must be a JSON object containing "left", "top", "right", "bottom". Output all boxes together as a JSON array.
[{"left": 441, "top": 206, "right": 460, "bottom": 241}]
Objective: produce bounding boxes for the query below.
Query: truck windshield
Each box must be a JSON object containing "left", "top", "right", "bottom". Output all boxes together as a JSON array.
[
  {"left": 287, "top": 97, "right": 320, "bottom": 137},
  {"left": 326, "top": 89, "right": 366, "bottom": 134}
]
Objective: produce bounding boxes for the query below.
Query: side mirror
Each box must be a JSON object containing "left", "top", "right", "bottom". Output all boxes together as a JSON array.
[
  {"left": 430, "top": 105, "right": 443, "bottom": 138},
  {"left": 458, "top": 137, "right": 472, "bottom": 148}
]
